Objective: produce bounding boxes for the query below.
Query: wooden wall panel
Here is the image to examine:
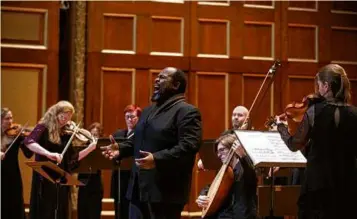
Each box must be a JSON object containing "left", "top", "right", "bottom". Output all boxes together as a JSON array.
[
  {"left": 103, "top": 14, "right": 136, "bottom": 53},
  {"left": 1, "top": 7, "right": 47, "bottom": 47},
  {"left": 85, "top": 1, "right": 357, "bottom": 217},
  {"left": 135, "top": 69, "right": 151, "bottom": 108},
  {"left": 151, "top": 16, "right": 184, "bottom": 55},
  {"left": 288, "top": 24, "right": 318, "bottom": 62},
  {"left": 198, "top": 19, "right": 229, "bottom": 57},
  {"left": 100, "top": 68, "right": 135, "bottom": 135},
  {"left": 243, "top": 21, "right": 274, "bottom": 60},
  {"left": 286, "top": 76, "right": 315, "bottom": 106},
  {"left": 195, "top": 72, "right": 228, "bottom": 139},
  {"left": 331, "top": 27, "right": 357, "bottom": 64}
]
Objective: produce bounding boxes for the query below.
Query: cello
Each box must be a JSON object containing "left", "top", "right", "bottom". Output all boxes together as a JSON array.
[{"left": 201, "top": 60, "right": 281, "bottom": 218}]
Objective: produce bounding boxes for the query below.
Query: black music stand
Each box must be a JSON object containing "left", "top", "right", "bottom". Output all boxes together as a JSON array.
[
  {"left": 72, "top": 137, "right": 133, "bottom": 219},
  {"left": 26, "top": 161, "right": 85, "bottom": 219},
  {"left": 233, "top": 130, "right": 306, "bottom": 218},
  {"left": 198, "top": 139, "right": 221, "bottom": 171},
  {"left": 72, "top": 138, "right": 126, "bottom": 173}
]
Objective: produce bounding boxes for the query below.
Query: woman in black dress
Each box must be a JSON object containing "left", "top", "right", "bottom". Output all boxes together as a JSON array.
[
  {"left": 77, "top": 122, "right": 104, "bottom": 219},
  {"left": 1, "top": 108, "right": 34, "bottom": 219},
  {"left": 24, "top": 100, "right": 97, "bottom": 219},
  {"left": 276, "top": 64, "right": 357, "bottom": 219}
]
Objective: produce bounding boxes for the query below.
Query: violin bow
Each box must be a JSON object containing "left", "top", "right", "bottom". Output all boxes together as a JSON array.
[
  {"left": 243, "top": 60, "right": 281, "bottom": 127},
  {"left": 225, "top": 60, "right": 281, "bottom": 165},
  {"left": 4, "top": 121, "right": 29, "bottom": 155},
  {"left": 57, "top": 121, "right": 81, "bottom": 165}
]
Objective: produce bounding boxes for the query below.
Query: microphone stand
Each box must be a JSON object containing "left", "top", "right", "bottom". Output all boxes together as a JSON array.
[
  {"left": 116, "top": 130, "right": 134, "bottom": 219},
  {"left": 116, "top": 159, "right": 121, "bottom": 219}
]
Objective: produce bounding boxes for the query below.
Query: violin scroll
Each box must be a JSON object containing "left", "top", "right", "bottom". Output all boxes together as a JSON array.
[{"left": 264, "top": 114, "right": 286, "bottom": 130}]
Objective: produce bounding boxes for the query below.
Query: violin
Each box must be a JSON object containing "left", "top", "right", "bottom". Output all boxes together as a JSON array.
[
  {"left": 62, "top": 121, "right": 94, "bottom": 146},
  {"left": 2, "top": 122, "right": 32, "bottom": 154},
  {"left": 5, "top": 123, "right": 32, "bottom": 138},
  {"left": 265, "top": 94, "right": 321, "bottom": 135}
]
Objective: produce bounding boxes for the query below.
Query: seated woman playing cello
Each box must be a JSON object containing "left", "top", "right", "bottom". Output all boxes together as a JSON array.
[{"left": 196, "top": 134, "right": 257, "bottom": 219}]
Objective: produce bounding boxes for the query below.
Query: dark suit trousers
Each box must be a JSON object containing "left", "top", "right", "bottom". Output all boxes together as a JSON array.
[
  {"left": 129, "top": 201, "right": 184, "bottom": 219},
  {"left": 128, "top": 177, "right": 184, "bottom": 219}
]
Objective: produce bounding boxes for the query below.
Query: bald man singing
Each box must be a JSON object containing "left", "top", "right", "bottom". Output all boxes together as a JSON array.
[{"left": 102, "top": 67, "right": 202, "bottom": 219}]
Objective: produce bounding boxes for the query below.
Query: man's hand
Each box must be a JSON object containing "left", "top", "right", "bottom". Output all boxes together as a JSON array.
[
  {"left": 1, "top": 151, "right": 5, "bottom": 160},
  {"left": 100, "top": 135, "right": 120, "bottom": 160},
  {"left": 232, "top": 140, "right": 246, "bottom": 158},
  {"left": 196, "top": 195, "right": 210, "bottom": 208},
  {"left": 135, "top": 150, "right": 155, "bottom": 169},
  {"left": 197, "top": 159, "right": 206, "bottom": 171},
  {"left": 268, "top": 167, "right": 280, "bottom": 178}
]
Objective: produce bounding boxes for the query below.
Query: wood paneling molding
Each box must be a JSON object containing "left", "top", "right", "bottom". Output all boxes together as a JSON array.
[
  {"left": 1, "top": 6, "right": 48, "bottom": 49},
  {"left": 150, "top": 16, "right": 184, "bottom": 56},
  {"left": 102, "top": 13, "right": 137, "bottom": 54}
]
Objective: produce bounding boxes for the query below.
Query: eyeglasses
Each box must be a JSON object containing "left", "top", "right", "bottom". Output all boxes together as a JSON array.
[
  {"left": 125, "top": 115, "right": 137, "bottom": 120},
  {"left": 217, "top": 147, "right": 229, "bottom": 155}
]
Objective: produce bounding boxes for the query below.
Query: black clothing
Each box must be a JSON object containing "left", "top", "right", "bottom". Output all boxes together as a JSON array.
[
  {"left": 111, "top": 129, "right": 132, "bottom": 219},
  {"left": 77, "top": 170, "right": 103, "bottom": 219},
  {"left": 1, "top": 135, "right": 33, "bottom": 219},
  {"left": 129, "top": 175, "right": 184, "bottom": 219},
  {"left": 117, "top": 95, "right": 202, "bottom": 218},
  {"left": 201, "top": 158, "right": 257, "bottom": 219},
  {"left": 277, "top": 99, "right": 357, "bottom": 219},
  {"left": 129, "top": 198, "right": 184, "bottom": 219},
  {"left": 25, "top": 123, "right": 79, "bottom": 219}
]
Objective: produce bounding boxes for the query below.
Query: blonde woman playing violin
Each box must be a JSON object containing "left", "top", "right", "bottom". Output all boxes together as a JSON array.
[{"left": 24, "top": 100, "right": 97, "bottom": 219}]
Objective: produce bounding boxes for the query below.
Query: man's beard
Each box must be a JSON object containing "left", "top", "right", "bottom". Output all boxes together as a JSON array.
[
  {"left": 151, "top": 92, "right": 160, "bottom": 102},
  {"left": 232, "top": 121, "right": 241, "bottom": 129},
  {"left": 151, "top": 89, "right": 176, "bottom": 104}
]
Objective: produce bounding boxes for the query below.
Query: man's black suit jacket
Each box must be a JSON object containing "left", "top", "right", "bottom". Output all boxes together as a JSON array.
[{"left": 118, "top": 95, "right": 202, "bottom": 204}]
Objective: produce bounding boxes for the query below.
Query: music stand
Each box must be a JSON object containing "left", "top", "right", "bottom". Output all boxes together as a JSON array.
[
  {"left": 72, "top": 137, "right": 133, "bottom": 219},
  {"left": 198, "top": 139, "right": 221, "bottom": 171},
  {"left": 233, "top": 130, "right": 307, "bottom": 218},
  {"left": 72, "top": 138, "right": 120, "bottom": 173},
  {"left": 26, "top": 161, "right": 84, "bottom": 219}
]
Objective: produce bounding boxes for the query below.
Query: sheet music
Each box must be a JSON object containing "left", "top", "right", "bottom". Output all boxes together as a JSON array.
[{"left": 234, "top": 130, "right": 307, "bottom": 168}]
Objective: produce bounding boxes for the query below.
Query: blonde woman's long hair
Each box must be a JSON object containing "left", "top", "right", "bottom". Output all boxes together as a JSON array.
[{"left": 39, "top": 100, "right": 75, "bottom": 144}]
